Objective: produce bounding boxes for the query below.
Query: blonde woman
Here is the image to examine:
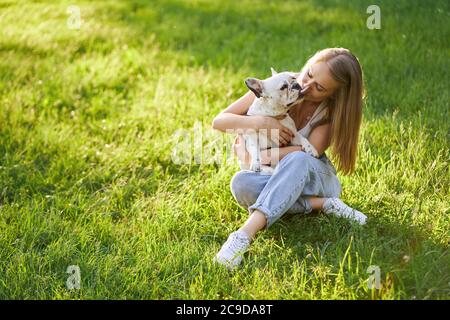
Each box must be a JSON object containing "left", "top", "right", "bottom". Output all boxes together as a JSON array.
[{"left": 212, "top": 48, "right": 367, "bottom": 270}]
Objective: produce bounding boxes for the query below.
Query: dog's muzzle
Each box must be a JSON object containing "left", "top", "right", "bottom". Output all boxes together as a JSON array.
[
  {"left": 286, "top": 84, "right": 304, "bottom": 107},
  {"left": 291, "top": 82, "right": 304, "bottom": 99},
  {"left": 295, "top": 84, "right": 305, "bottom": 100}
]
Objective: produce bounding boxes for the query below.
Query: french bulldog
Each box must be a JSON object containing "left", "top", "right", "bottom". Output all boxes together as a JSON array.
[{"left": 239, "top": 67, "right": 319, "bottom": 173}]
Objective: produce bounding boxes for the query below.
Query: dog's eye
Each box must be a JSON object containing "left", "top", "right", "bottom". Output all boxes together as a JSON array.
[{"left": 280, "top": 84, "right": 288, "bottom": 90}]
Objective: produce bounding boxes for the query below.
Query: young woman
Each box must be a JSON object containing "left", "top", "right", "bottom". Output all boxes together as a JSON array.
[{"left": 211, "top": 48, "right": 367, "bottom": 270}]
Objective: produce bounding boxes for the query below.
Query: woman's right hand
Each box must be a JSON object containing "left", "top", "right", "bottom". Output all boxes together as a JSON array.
[{"left": 253, "top": 115, "right": 295, "bottom": 147}]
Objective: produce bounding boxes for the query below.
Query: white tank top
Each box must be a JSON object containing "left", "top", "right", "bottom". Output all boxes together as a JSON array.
[{"left": 297, "top": 101, "right": 328, "bottom": 138}]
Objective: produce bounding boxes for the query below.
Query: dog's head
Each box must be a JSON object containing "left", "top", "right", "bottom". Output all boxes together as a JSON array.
[{"left": 245, "top": 68, "right": 304, "bottom": 109}]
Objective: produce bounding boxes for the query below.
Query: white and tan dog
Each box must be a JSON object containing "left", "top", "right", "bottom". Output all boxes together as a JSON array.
[{"left": 240, "top": 68, "right": 319, "bottom": 173}]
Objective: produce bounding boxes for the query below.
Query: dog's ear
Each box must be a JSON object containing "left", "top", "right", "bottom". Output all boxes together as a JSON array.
[
  {"left": 245, "top": 78, "right": 264, "bottom": 98},
  {"left": 270, "top": 67, "right": 278, "bottom": 76}
]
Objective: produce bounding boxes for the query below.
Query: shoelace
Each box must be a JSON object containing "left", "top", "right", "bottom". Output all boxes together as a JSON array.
[
  {"left": 228, "top": 234, "right": 249, "bottom": 252},
  {"left": 328, "top": 199, "right": 355, "bottom": 218}
]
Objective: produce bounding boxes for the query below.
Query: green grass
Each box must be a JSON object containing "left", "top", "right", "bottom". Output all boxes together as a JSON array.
[{"left": 0, "top": 0, "right": 449, "bottom": 299}]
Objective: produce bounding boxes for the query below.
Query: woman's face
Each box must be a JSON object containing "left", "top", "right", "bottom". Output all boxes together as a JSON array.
[{"left": 296, "top": 61, "right": 340, "bottom": 102}]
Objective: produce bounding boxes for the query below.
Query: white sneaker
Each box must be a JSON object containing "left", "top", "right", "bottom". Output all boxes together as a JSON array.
[
  {"left": 322, "top": 198, "right": 367, "bottom": 225},
  {"left": 213, "top": 230, "right": 251, "bottom": 270}
]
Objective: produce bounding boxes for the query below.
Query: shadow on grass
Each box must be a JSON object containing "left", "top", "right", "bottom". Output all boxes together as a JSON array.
[
  {"left": 250, "top": 209, "right": 449, "bottom": 299},
  {"left": 111, "top": 0, "right": 357, "bottom": 71},
  {"left": 98, "top": 0, "right": 449, "bottom": 124}
]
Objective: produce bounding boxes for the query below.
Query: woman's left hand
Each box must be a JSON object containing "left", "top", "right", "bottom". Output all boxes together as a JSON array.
[
  {"left": 232, "top": 134, "right": 251, "bottom": 164},
  {"left": 259, "top": 149, "right": 272, "bottom": 165},
  {"left": 233, "top": 135, "right": 279, "bottom": 166}
]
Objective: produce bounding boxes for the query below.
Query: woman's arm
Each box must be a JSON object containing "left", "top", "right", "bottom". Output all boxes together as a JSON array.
[
  {"left": 260, "top": 123, "right": 332, "bottom": 164},
  {"left": 233, "top": 135, "right": 302, "bottom": 166},
  {"left": 211, "top": 91, "right": 258, "bottom": 132},
  {"left": 212, "top": 91, "right": 295, "bottom": 145},
  {"left": 260, "top": 146, "right": 303, "bottom": 164},
  {"left": 308, "top": 123, "right": 331, "bottom": 157}
]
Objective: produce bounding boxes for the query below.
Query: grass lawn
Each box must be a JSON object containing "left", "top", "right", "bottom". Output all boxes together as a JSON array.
[{"left": 0, "top": 0, "right": 448, "bottom": 299}]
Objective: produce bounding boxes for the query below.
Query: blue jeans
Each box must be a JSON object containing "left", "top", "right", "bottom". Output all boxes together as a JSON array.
[{"left": 230, "top": 151, "right": 342, "bottom": 229}]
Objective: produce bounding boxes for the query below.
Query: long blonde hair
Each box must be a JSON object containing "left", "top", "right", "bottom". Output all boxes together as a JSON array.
[{"left": 299, "top": 48, "right": 365, "bottom": 175}]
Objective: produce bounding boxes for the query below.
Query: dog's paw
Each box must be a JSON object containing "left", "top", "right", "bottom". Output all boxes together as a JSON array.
[
  {"left": 302, "top": 144, "right": 319, "bottom": 158},
  {"left": 249, "top": 161, "right": 261, "bottom": 172},
  {"left": 260, "top": 165, "right": 274, "bottom": 175}
]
